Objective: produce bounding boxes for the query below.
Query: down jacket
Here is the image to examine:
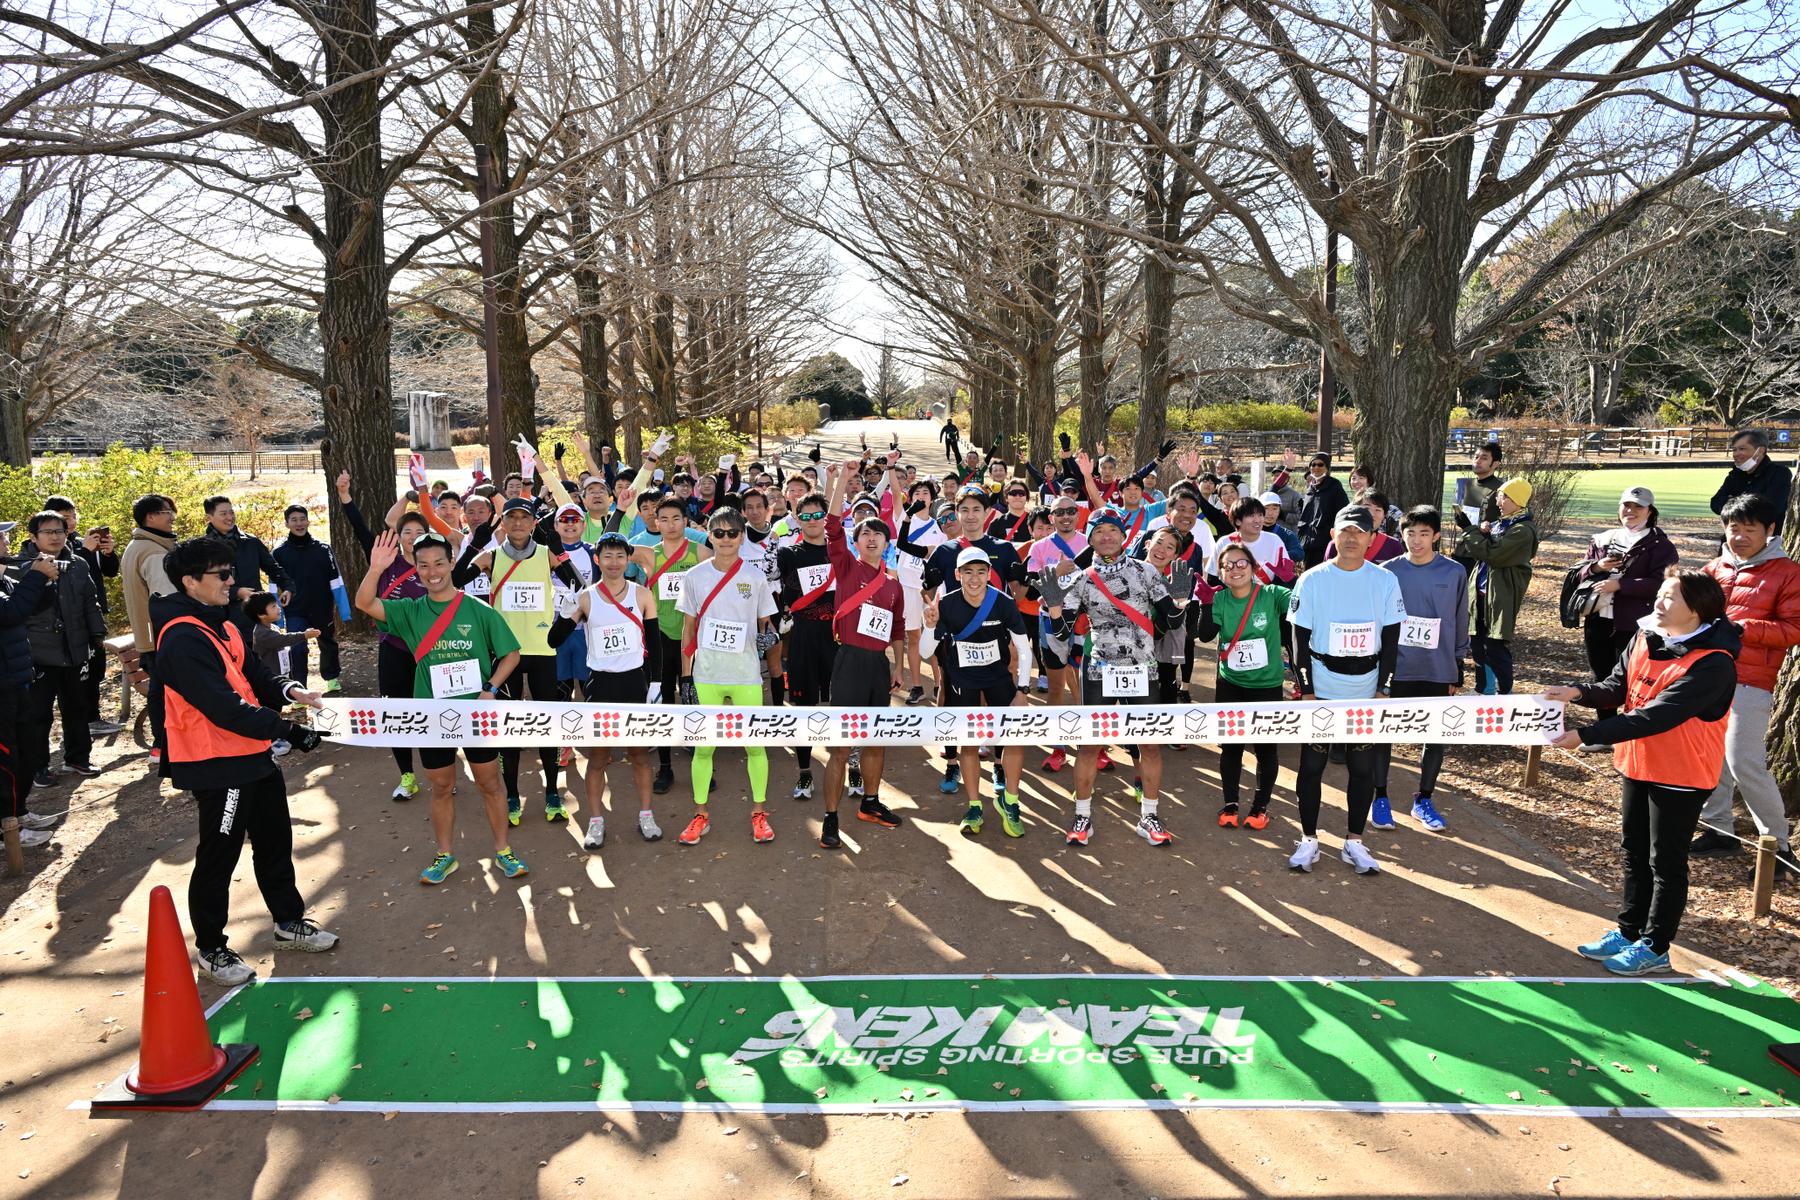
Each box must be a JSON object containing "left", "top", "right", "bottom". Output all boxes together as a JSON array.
[{"left": 1703, "top": 542, "right": 1800, "bottom": 691}]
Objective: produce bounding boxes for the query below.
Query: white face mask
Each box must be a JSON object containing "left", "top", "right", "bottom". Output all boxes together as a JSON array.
[{"left": 1736, "top": 453, "right": 1760, "bottom": 472}]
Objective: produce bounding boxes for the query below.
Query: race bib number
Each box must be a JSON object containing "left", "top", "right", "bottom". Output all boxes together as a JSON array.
[
  {"left": 1102, "top": 662, "right": 1149, "bottom": 697},
  {"left": 428, "top": 657, "right": 480, "bottom": 699},
  {"left": 277, "top": 646, "right": 292, "bottom": 676},
  {"left": 701, "top": 618, "right": 747, "bottom": 655},
  {"left": 500, "top": 581, "right": 545, "bottom": 613},
  {"left": 1226, "top": 639, "right": 1268, "bottom": 673},
  {"left": 956, "top": 639, "right": 1001, "bottom": 669},
  {"left": 1400, "top": 616, "right": 1441, "bottom": 649},
  {"left": 798, "top": 563, "right": 832, "bottom": 594},
  {"left": 897, "top": 555, "right": 924, "bottom": 587},
  {"left": 658, "top": 571, "right": 685, "bottom": 603},
  {"left": 856, "top": 602, "right": 893, "bottom": 642},
  {"left": 1328, "top": 621, "right": 1375, "bottom": 656},
  {"left": 594, "top": 621, "right": 635, "bottom": 658},
  {"left": 465, "top": 575, "right": 490, "bottom": 598}
]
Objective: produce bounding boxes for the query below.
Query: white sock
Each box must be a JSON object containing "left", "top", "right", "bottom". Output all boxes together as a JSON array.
[
  {"left": 1074, "top": 797, "right": 1092, "bottom": 817},
  {"left": 1140, "top": 795, "right": 1158, "bottom": 817}
]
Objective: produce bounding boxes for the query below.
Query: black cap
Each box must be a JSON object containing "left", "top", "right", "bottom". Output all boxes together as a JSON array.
[
  {"left": 502, "top": 497, "right": 537, "bottom": 516},
  {"left": 1332, "top": 504, "right": 1375, "bottom": 533}
]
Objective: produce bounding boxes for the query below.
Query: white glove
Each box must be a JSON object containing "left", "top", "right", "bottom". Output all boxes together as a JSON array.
[
  {"left": 646, "top": 682, "right": 663, "bottom": 704},
  {"left": 650, "top": 431, "right": 674, "bottom": 458},
  {"left": 554, "top": 590, "right": 579, "bottom": 619}
]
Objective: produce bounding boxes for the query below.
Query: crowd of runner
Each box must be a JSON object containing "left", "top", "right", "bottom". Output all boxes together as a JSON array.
[{"left": 3, "top": 423, "right": 1795, "bottom": 985}]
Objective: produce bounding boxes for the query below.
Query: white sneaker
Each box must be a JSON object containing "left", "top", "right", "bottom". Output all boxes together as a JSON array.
[
  {"left": 18, "top": 827, "right": 53, "bottom": 848},
  {"left": 270, "top": 740, "right": 291, "bottom": 758},
  {"left": 198, "top": 947, "right": 256, "bottom": 985},
  {"left": 639, "top": 810, "right": 662, "bottom": 841},
  {"left": 18, "top": 810, "right": 61, "bottom": 830},
  {"left": 1288, "top": 836, "right": 1320, "bottom": 872},
  {"left": 584, "top": 816, "right": 606, "bottom": 850},
  {"left": 273, "top": 918, "right": 340, "bottom": 952},
  {"left": 1340, "top": 840, "right": 1382, "bottom": 875},
  {"left": 791, "top": 771, "right": 814, "bottom": 801}
]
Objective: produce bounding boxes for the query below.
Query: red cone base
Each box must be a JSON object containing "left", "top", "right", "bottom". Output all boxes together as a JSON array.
[{"left": 89, "top": 884, "right": 260, "bottom": 1114}]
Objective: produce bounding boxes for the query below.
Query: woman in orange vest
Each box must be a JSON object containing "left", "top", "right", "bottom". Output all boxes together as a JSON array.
[
  {"left": 149, "top": 536, "right": 338, "bottom": 987},
  {"left": 1545, "top": 568, "right": 1738, "bottom": 976}
]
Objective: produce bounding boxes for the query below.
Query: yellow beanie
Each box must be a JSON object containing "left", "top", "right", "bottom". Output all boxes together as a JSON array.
[{"left": 1498, "top": 478, "right": 1533, "bottom": 508}]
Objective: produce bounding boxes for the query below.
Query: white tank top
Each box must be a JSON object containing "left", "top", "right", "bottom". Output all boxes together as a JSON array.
[{"left": 584, "top": 580, "right": 647, "bottom": 673}]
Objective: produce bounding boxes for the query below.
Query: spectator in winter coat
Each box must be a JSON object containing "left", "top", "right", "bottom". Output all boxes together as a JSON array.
[
  {"left": 202, "top": 495, "right": 292, "bottom": 637},
  {"left": 0, "top": 521, "right": 54, "bottom": 844},
  {"left": 1547, "top": 570, "right": 1739, "bottom": 975},
  {"left": 121, "top": 493, "right": 178, "bottom": 674},
  {"left": 271, "top": 503, "right": 342, "bottom": 692},
  {"left": 1710, "top": 429, "right": 1792, "bottom": 534},
  {"left": 1691, "top": 493, "right": 1800, "bottom": 880},
  {"left": 1296, "top": 453, "right": 1350, "bottom": 568},
  {"left": 1453, "top": 478, "right": 1538, "bottom": 695},
  {"left": 43, "top": 495, "right": 119, "bottom": 735},
  {"left": 8, "top": 511, "right": 106, "bottom": 786},
  {"left": 1576, "top": 486, "right": 1680, "bottom": 719}
]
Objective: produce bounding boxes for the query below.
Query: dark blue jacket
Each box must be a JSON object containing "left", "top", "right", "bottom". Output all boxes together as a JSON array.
[
  {"left": 0, "top": 568, "right": 50, "bottom": 689},
  {"left": 271, "top": 533, "right": 340, "bottom": 626}
]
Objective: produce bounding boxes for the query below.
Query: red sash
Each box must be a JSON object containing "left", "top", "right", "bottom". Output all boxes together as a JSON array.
[
  {"left": 592, "top": 580, "right": 646, "bottom": 652},
  {"left": 381, "top": 566, "right": 418, "bottom": 599},
  {"left": 1222, "top": 582, "right": 1262, "bottom": 662},
  {"left": 492, "top": 551, "right": 529, "bottom": 594},
  {"left": 1084, "top": 567, "right": 1154, "bottom": 636},
  {"left": 791, "top": 554, "right": 836, "bottom": 614},
  {"left": 413, "top": 594, "right": 466, "bottom": 663},
  {"left": 832, "top": 568, "right": 892, "bottom": 638},
  {"left": 683, "top": 558, "right": 745, "bottom": 656},
  {"left": 645, "top": 542, "right": 689, "bottom": 590}
]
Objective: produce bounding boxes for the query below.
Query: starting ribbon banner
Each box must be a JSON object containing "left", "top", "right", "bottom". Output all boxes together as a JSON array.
[{"left": 313, "top": 694, "right": 1563, "bottom": 748}]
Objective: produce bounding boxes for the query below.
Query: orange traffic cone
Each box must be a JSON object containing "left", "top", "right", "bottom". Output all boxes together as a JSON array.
[{"left": 91, "top": 884, "right": 259, "bottom": 1113}]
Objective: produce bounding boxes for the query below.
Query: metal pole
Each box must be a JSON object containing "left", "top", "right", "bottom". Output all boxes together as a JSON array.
[{"left": 474, "top": 143, "right": 506, "bottom": 475}]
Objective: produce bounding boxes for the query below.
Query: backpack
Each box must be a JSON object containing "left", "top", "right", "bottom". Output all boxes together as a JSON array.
[{"left": 1559, "top": 566, "right": 1599, "bottom": 629}]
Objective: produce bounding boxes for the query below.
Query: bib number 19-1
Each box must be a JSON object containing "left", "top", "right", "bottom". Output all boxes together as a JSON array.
[{"left": 1102, "top": 662, "right": 1149, "bottom": 697}]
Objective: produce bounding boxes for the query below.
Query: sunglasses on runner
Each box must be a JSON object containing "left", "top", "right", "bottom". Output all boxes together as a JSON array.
[
  {"left": 1220, "top": 558, "right": 1253, "bottom": 571},
  {"left": 1052, "top": 506, "right": 1078, "bottom": 515},
  {"left": 797, "top": 510, "right": 826, "bottom": 522},
  {"left": 709, "top": 527, "right": 743, "bottom": 539}
]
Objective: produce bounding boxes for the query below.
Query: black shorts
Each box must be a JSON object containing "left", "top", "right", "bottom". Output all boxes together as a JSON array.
[
  {"left": 585, "top": 667, "right": 649, "bottom": 704},
  {"left": 786, "top": 618, "right": 837, "bottom": 704},
  {"left": 419, "top": 746, "right": 499, "bottom": 770},
  {"left": 1082, "top": 668, "right": 1160, "bottom": 707},
  {"left": 828, "top": 645, "right": 891, "bottom": 708},
  {"left": 943, "top": 679, "right": 1016, "bottom": 708}
]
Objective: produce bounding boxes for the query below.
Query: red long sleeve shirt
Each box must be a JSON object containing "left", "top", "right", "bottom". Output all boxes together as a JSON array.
[{"left": 825, "top": 519, "right": 905, "bottom": 653}]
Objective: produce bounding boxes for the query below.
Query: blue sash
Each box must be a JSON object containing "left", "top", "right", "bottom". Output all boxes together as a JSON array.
[{"left": 954, "top": 586, "right": 1001, "bottom": 641}]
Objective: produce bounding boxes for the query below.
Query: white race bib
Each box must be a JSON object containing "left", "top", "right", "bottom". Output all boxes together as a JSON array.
[
  {"left": 500, "top": 580, "right": 545, "bottom": 613},
  {"left": 277, "top": 646, "right": 292, "bottom": 676},
  {"left": 594, "top": 620, "right": 636, "bottom": 657},
  {"left": 428, "top": 657, "right": 481, "bottom": 699},
  {"left": 1102, "top": 662, "right": 1150, "bottom": 697},
  {"left": 1226, "top": 638, "right": 1269, "bottom": 673},
  {"left": 856, "top": 602, "right": 893, "bottom": 642},
  {"left": 956, "top": 639, "right": 1001, "bottom": 668},
  {"left": 1400, "top": 616, "right": 1441, "bottom": 649},
  {"left": 657, "top": 571, "right": 685, "bottom": 603},
  {"left": 1328, "top": 621, "right": 1376, "bottom": 656},
  {"left": 465, "top": 575, "right": 490, "bottom": 598},
  {"left": 798, "top": 563, "right": 832, "bottom": 594},
  {"left": 701, "top": 618, "right": 747, "bottom": 655}
]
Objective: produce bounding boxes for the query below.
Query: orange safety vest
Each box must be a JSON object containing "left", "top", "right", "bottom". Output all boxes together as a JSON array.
[
  {"left": 156, "top": 615, "right": 273, "bottom": 762},
  {"left": 1613, "top": 635, "right": 1731, "bottom": 789}
]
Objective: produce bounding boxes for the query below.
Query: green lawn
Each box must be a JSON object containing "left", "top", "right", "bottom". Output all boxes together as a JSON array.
[{"left": 1443, "top": 467, "right": 1724, "bottom": 523}]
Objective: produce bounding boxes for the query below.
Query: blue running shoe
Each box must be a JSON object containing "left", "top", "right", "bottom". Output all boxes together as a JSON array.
[
  {"left": 1369, "top": 795, "right": 1395, "bottom": 830},
  {"left": 1576, "top": 929, "right": 1634, "bottom": 961},
  {"left": 1602, "top": 938, "right": 1671, "bottom": 976},
  {"left": 1410, "top": 794, "right": 1447, "bottom": 832},
  {"left": 506, "top": 794, "right": 523, "bottom": 827},
  {"left": 495, "top": 847, "right": 528, "bottom": 878},
  {"left": 939, "top": 765, "right": 961, "bottom": 794}
]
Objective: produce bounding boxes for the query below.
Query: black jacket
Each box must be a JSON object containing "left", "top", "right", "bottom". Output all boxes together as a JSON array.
[
  {"left": 1575, "top": 620, "right": 1740, "bottom": 758},
  {"left": 0, "top": 568, "right": 50, "bottom": 690},
  {"left": 8, "top": 543, "right": 105, "bottom": 669},
  {"left": 272, "top": 533, "right": 341, "bottom": 626},
  {"left": 69, "top": 540, "right": 119, "bottom": 614},
  {"left": 149, "top": 590, "right": 306, "bottom": 790},
  {"left": 206, "top": 525, "right": 292, "bottom": 619},
  {"left": 1298, "top": 473, "right": 1350, "bottom": 560},
  {"left": 1711, "top": 455, "right": 1792, "bottom": 532}
]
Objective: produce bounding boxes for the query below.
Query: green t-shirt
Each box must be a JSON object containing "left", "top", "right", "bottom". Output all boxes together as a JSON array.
[
  {"left": 1211, "top": 582, "right": 1291, "bottom": 689},
  {"left": 377, "top": 594, "right": 521, "bottom": 699}
]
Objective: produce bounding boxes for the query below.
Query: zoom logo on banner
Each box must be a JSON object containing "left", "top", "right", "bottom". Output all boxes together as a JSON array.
[
  {"left": 730, "top": 1002, "right": 1257, "bottom": 1070},
  {"left": 312, "top": 695, "right": 1564, "bottom": 748}
]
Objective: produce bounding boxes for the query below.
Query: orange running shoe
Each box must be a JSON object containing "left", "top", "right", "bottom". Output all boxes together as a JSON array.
[
  {"left": 751, "top": 809, "right": 775, "bottom": 843},
  {"left": 1244, "top": 806, "right": 1271, "bottom": 831},
  {"left": 677, "top": 812, "right": 711, "bottom": 845},
  {"left": 1217, "top": 805, "right": 1240, "bottom": 828},
  {"left": 1095, "top": 748, "right": 1115, "bottom": 772},
  {"left": 1042, "top": 747, "right": 1067, "bottom": 773},
  {"left": 558, "top": 746, "right": 574, "bottom": 768}
]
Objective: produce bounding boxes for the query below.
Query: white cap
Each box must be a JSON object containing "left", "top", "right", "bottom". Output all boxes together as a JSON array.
[
  {"left": 1259, "top": 491, "right": 1283, "bottom": 506},
  {"left": 1620, "top": 485, "right": 1654, "bottom": 507},
  {"left": 956, "top": 546, "right": 992, "bottom": 570}
]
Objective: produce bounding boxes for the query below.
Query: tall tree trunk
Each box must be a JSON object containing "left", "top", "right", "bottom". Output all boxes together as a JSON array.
[
  {"left": 1077, "top": 243, "right": 1110, "bottom": 451},
  {"left": 317, "top": 0, "right": 394, "bottom": 609},
  {"left": 1767, "top": 459, "right": 1800, "bottom": 814},
  {"left": 1132, "top": 28, "right": 1179, "bottom": 468},
  {"left": 0, "top": 381, "right": 27, "bottom": 467},
  {"left": 579, "top": 308, "right": 610, "bottom": 451},
  {"left": 617, "top": 314, "right": 643, "bottom": 462}
]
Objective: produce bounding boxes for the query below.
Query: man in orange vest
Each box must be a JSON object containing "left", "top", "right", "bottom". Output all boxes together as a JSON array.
[{"left": 150, "top": 536, "right": 338, "bottom": 986}]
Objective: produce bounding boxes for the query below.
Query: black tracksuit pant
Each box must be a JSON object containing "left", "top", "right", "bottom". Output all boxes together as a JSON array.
[{"left": 191, "top": 771, "right": 303, "bottom": 953}]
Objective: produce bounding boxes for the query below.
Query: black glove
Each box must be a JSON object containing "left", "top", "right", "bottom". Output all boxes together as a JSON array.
[
  {"left": 1453, "top": 509, "right": 1473, "bottom": 530},
  {"left": 907, "top": 500, "right": 927, "bottom": 517},
  {"left": 289, "top": 726, "right": 323, "bottom": 753},
  {"left": 553, "top": 441, "right": 566, "bottom": 461},
  {"left": 1160, "top": 438, "right": 1177, "bottom": 458},
  {"left": 889, "top": 436, "right": 899, "bottom": 450},
  {"left": 679, "top": 676, "right": 699, "bottom": 706},
  {"left": 809, "top": 443, "right": 821, "bottom": 464},
  {"left": 405, "top": 489, "right": 419, "bottom": 503},
  {"left": 1059, "top": 431, "right": 1071, "bottom": 452}
]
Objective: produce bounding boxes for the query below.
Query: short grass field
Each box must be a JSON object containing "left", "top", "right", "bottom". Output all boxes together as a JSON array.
[{"left": 1443, "top": 466, "right": 1726, "bottom": 522}]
